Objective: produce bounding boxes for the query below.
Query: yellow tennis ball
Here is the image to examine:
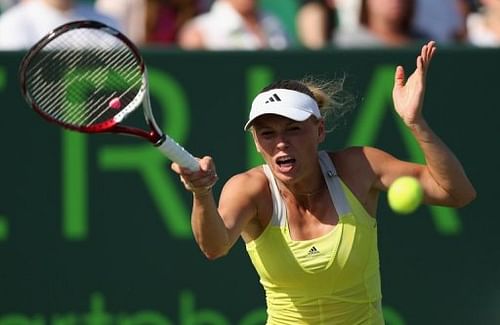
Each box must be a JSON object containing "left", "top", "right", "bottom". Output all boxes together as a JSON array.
[{"left": 387, "top": 176, "right": 423, "bottom": 214}]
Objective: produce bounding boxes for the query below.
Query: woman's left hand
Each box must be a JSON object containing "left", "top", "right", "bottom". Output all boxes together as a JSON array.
[{"left": 392, "top": 41, "right": 437, "bottom": 127}]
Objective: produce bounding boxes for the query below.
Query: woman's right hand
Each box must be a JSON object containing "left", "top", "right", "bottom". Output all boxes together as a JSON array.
[{"left": 171, "top": 156, "right": 218, "bottom": 195}]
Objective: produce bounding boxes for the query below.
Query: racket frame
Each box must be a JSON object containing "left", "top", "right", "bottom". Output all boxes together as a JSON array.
[{"left": 19, "top": 20, "right": 199, "bottom": 171}]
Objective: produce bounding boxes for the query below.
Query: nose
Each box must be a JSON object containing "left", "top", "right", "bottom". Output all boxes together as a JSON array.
[{"left": 276, "top": 134, "right": 289, "bottom": 149}]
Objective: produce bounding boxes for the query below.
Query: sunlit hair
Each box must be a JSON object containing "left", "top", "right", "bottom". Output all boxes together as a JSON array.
[{"left": 260, "top": 77, "right": 355, "bottom": 132}]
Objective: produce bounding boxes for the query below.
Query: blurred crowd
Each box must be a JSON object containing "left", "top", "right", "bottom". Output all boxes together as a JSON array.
[{"left": 0, "top": 0, "right": 498, "bottom": 50}]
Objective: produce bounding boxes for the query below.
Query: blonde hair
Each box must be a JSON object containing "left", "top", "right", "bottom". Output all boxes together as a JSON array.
[
  {"left": 260, "top": 77, "right": 355, "bottom": 132},
  {"left": 301, "top": 76, "right": 355, "bottom": 132}
]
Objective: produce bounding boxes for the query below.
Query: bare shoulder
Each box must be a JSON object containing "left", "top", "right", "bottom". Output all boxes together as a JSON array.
[
  {"left": 331, "top": 146, "right": 421, "bottom": 192},
  {"left": 323, "top": 147, "right": 393, "bottom": 215},
  {"left": 222, "top": 166, "right": 269, "bottom": 197},
  {"left": 219, "top": 166, "right": 272, "bottom": 241},
  {"left": 219, "top": 166, "right": 271, "bottom": 217},
  {"left": 331, "top": 146, "right": 395, "bottom": 174},
  {"left": 328, "top": 147, "right": 389, "bottom": 197}
]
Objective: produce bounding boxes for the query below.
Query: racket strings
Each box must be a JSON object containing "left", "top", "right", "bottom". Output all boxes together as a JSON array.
[
  {"left": 25, "top": 27, "right": 143, "bottom": 128},
  {"left": 53, "top": 31, "right": 140, "bottom": 124}
]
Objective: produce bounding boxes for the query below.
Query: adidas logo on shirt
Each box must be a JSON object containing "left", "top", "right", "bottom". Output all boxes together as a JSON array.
[{"left": 307, "top": 246, "right": 320, "bottom": 256}]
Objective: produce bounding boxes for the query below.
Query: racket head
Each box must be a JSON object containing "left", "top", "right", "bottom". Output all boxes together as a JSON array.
[{"left": 19, "top": 20, "right": 161, "bottom": 141}]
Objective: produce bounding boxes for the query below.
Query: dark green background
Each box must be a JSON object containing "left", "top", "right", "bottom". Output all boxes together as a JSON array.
[{"left": 0, "top": 47, "right": 497, "bottom": 325}]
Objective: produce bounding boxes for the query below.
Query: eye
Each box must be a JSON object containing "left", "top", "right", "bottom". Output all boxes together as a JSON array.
[
  {"left": 287, "top": 125, "right": 302, "bottom": 132},
  {"left": 259, "top": 130, "right": 275, "bottom": 137}
]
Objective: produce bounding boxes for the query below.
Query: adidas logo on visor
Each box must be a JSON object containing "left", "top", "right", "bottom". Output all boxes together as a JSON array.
[
  {"left": 244, "top": 88, "right": 321, "bottom": 131},
  {"left": 265, "top": 93, "right": 282, "bottom": 103}
]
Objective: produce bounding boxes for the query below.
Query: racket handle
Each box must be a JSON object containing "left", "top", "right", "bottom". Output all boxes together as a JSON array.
[{"left": 156, "top": 135, "right": 199, "bottom": 171}]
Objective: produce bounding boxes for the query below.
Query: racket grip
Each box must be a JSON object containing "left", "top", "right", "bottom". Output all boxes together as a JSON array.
[{"left": 156, "top": 135, "right": 199, "bottom": 171}]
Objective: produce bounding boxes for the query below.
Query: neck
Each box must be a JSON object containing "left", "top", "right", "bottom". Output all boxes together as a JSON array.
[
  {"left": 278, "top": 179, "right": 327, "bottom": 210},
  {"left": 287, "top": 184, "right": 325, "bottom": 197},
  {"left": 485, "top": 10, "right": 500, "bottom": 36},
  {"left": 240, "top": 10, "right": 258, "bottom": 25},
  {"left": 276, "top": 165, "right": 326, "bottom": 200},
  {"left": 44, "top": 0, "right": 73, "bottom": 11},
  {"left": 368, "top": 20, "right": 410, "bottom": 45}
]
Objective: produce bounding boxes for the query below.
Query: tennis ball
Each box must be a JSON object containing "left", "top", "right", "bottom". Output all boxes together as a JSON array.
[{"left": 387, "top": 176, "right": 423, "bottom": 214}]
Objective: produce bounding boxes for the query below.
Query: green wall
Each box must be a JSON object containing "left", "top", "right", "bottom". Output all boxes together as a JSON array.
[{"left": 0, "top": 47, "right": 498, "bottom": 324}]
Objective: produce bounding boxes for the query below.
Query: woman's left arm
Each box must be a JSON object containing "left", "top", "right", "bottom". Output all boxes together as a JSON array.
[{"left": 385, "top": 41, "right": 476, "bottom": 207}]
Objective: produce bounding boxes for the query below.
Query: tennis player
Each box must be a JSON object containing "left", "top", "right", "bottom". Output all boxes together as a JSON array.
[{"left": 171, "top": 41, "right": 476, "bottom": 324}]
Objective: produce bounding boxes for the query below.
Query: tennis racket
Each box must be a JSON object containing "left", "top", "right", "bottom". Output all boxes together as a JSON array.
[{"left": 19, "top": 20, "right": 199, "bottom": 171}]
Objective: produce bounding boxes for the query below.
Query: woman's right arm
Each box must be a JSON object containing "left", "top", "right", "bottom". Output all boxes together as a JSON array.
[{"left": 171, "top": 157, "right": 260, "bottom": 260}]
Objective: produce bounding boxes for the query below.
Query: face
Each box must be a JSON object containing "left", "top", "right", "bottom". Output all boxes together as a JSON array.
[
  {"left": 251, "top": 114, "right": 325, "bottom": 183},
  {"left": 482, "top": 0, "right": 500, "bottom": 11},
  {"left": 228, "top": 0, "right": 257, "bottom": 15},
  {"left": 44, "top": 0, "right": 73, "bottom": 10},
  {"left": 365, "top": 0, "right": 411, "bottom": 23}
]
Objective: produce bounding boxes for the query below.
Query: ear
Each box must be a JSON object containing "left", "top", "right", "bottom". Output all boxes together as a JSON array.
[{"left": 317, "top": 119, "right": 326, "bottom": 143}]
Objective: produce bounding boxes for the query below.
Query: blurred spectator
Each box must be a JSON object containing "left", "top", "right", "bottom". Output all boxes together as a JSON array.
[
  {"left": 0, "top": 0, "right": 21, "bottom": 13},
  {"left": 296, "top": 0, "right": 366, "bottom": 49},
  {"left": 95, "top": 0, "right": 207, "bottom": 47},
  {"left": 178, "top": 0, "right": 290, "bottom": 50},
  {"left": 296, "top": 0, "right": 471, "bottom": 49},
  {"left": 466, "top": 0, "right": 500, "bottom": 46},
  {"left": 296, "top": 0, "right": 336, "bottom": 49},
  {"left": 0, "top": 0, "right": 119, "bottom": 50},
  {"left": 455, "top": 0, "right": 477, "bottom": 41},
  {"left": 412, "top": 0, "right": 471, "bottom": 43},
  {"left": 333, "top": 0, "right": 427, "bottom": 48}
]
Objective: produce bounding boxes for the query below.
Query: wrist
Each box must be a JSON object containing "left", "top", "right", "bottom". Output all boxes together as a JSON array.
[
  {"left": 183, "top": 170, "right": 218, "bottom": 197},
  {"left": 191, "top": 186, "right": 213, "bottom": 198},
  {"left": 407, "top": 117, "right": 429, "bottom": 133},
  {"left": 409, "top": 119, "right": 437, "bottom": 144}
]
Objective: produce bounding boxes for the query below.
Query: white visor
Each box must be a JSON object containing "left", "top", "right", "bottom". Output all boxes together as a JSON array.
[{"left": 244, "top": 88, "right": 321, "bottom": 130}]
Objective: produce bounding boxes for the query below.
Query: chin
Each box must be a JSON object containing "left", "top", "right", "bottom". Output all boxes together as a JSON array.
[{"left": 274, "top": 166, "right": 300, "bottom": 182}]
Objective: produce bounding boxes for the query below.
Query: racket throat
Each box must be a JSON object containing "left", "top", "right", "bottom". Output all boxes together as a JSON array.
[{"left": 152, "top": 133, "right": 167, "bottom": 146}]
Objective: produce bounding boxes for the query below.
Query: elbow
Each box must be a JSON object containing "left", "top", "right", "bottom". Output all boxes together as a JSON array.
[
  {"left": 202, "top": 247, "right": 229, "bottom": 261},
  {"left": 204, "top": 251, "right": 228, "bottom": 261},
  {"left": 461, "top": 187, "right": 477, "bottom": 207},
  {"left": 452, "top": 186, "right": 477, "bottom": 208},
  {"left": 196, "top": 237, "right": 231, "bottom": 260},
  {"left": 193, "top": 228, "right": 232, "bottom": 260}
]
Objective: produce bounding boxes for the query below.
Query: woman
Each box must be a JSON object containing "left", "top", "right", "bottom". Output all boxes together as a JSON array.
[
  {"left": 334, "top": 0, "right": 428, "bottom": 48},
  {"left": 296, "top": 0, "right": 337, "bottom": 49},
  {"left": 178, "top": 0, "right": 290, "bottom": 50},
  {"left": 171, "top": 41, "right": 476, "bottom": 324},
  {"left": 466, "top": 0, "right": 500, "bottom": 47},
  {"left": 95, "top": 0, "right": 205, "bottom": 46}
]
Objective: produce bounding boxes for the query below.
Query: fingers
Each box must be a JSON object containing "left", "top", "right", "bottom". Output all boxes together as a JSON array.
[
  {"left": 171, "top": 156, "right": 218, "bottom": 194},
  {"left": 394, "top": 65, "right": 405, "bottom": 88},
  {"left": 419, "top": 40, "right": 437, "bottom": 70},
  {"left": 416, "top": 55, "right": 423, "bottom": 71}
]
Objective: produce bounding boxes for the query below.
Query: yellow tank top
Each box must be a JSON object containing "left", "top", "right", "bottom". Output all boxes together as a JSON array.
[{"left": 245, "top": 151, "right": 384, "bottom": 324}]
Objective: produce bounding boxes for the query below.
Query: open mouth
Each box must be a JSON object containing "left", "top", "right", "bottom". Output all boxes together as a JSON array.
[{"left": 276, "top": 155, "right": 296, "bottom": 172}]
